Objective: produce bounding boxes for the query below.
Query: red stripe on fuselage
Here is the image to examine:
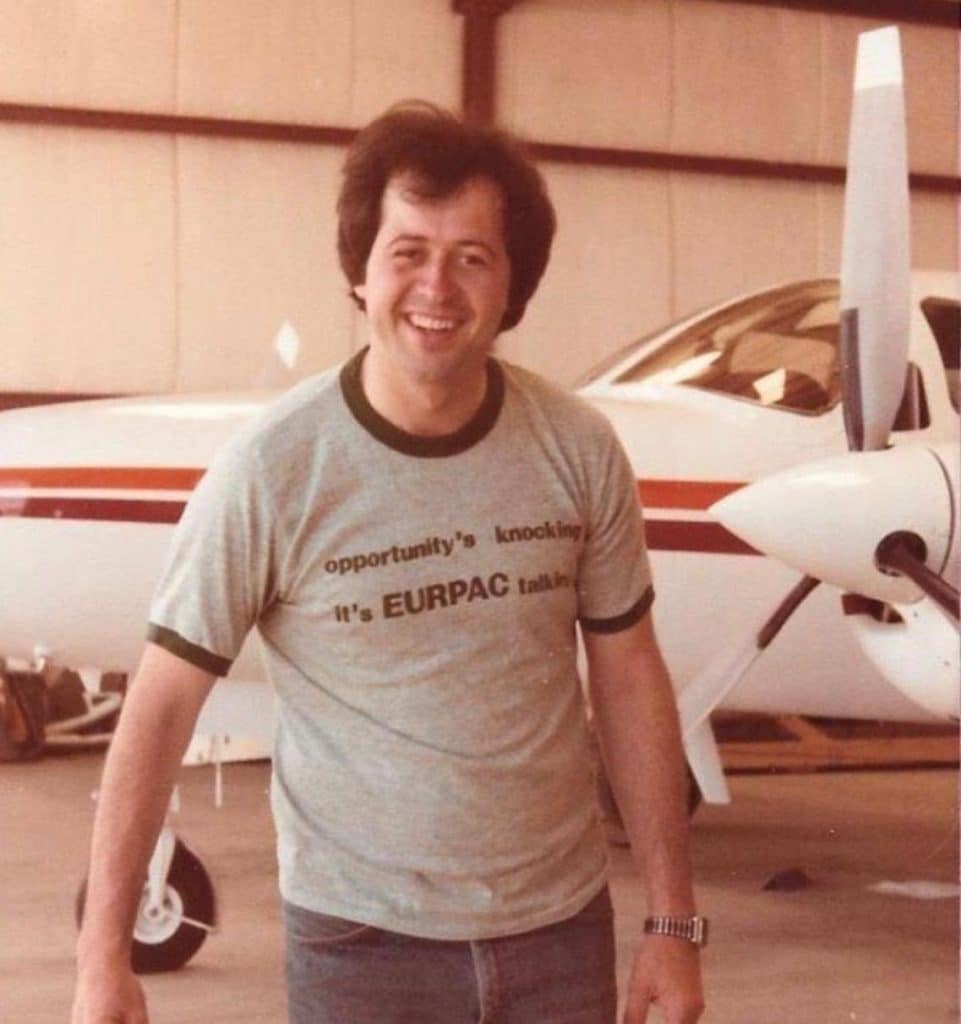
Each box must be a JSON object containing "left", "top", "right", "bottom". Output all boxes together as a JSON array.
[
  {"left": 8, "top": 497, "right": 186, "bottom": 524},
  {"left": 0, "top": 469, "right": 743, "bottom": 507},
  {"left": 645, "top": 520, "right": 759, "bottom": 555},
  {"left": 0, "top": 467, "right": 205, "bottom": 490},
  {"left": 638, "top": 478, "right": 743, "bottom": 510},
  {"left": 0, "top": 468, "right": 759, "bottom": 554}
]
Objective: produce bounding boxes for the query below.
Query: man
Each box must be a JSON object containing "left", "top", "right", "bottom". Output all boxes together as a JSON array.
[{"left": 72, "top": 102, "right": 705, "bottom": 1024}]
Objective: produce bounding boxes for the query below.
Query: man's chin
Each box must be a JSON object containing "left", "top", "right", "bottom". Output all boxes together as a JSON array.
[{"left": 401, "top": 341, "right": 488, "bottom": 384}]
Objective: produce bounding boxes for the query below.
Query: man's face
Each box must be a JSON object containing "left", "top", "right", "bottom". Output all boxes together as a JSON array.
[{"left": 356, "top": 173, "right": 511, "bottom": 389}]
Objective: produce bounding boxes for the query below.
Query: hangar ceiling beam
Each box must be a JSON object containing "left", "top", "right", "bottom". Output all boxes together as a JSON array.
[
  {"left": 0, "top": 99, "right": 954, "bottom": 197},
  {"left": 452, "top": 0, "right": 519, "bottom": 126},
  {"left": 724, "top": 0, "right": 959, "bottom": 26}
]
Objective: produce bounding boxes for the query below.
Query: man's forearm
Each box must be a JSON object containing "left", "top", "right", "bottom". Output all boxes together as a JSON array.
[
  {"left": 585, "top": 617, "right": 697, "bottom": 914},
  {"left": 77, "top": 644, "right": 215, "bottom": 965},
  {"left": 595, "top": 673, "right": 695, "bottom": 912}
]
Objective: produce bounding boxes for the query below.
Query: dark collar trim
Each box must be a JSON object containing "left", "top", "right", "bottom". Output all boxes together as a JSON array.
[{"left": 339, "top": 348, "right": 505, "bottom": 458}]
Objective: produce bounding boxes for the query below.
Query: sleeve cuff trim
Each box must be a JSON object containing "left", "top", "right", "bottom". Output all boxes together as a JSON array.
[
  {"left": 146, "top": 623, "right": 233, "bottom": 677},
  {"left": 579, "top": 586, "right": 655, "bottom": 634}
]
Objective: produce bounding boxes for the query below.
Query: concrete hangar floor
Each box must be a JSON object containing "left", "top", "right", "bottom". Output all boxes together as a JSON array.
[{"left": 3, "top": 751, "right": 957, "bottom": 1023}]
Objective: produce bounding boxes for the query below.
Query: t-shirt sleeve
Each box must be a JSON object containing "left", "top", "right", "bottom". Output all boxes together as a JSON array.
[
  {"left": 146, "top": 436, "right": 277, "bottom": 675},
  {"left": 576, "top": 426, "right": 653, "bottom": 634}
]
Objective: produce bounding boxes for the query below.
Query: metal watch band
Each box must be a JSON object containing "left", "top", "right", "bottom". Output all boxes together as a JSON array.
[{"left": 643, "top": 915, "right": 709, "bottom": 947}]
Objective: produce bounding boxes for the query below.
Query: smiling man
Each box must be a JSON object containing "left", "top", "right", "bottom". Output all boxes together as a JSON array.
[{"left": 73, "top": 103, "right": 705, "bottom": 1024}]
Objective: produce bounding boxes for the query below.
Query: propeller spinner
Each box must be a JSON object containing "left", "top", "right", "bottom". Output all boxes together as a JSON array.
[{"left": 712, "top": 444, "right": 960, "bottom": 619}]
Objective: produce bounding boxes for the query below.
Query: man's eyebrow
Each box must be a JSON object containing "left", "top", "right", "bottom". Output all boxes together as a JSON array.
[
  {"left": 387, "top": 233, "right": 427, "bottom": 246},
  {"left": 387, "top": 233, "right": 500, "bottom": 258}
]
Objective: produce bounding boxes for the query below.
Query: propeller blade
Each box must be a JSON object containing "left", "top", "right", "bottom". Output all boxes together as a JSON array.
[
  {"left": 839, "top": 26, "right": 911, "bottom": 451},
  {"left": 678, "top": 576, "right": 819, "bottom": 736},
  {"left": 683, "top": 719, "right": 731, "bottom": 805}
]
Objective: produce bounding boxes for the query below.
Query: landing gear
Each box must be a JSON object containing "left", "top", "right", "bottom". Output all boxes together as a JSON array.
[{"left": 76, "top": 830, "right": 216, "bottom": 973}]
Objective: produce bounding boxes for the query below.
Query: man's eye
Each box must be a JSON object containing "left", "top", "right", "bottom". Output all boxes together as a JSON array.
[
  {"left": 461, "top": 252, "right": 490, "bottom": 268},
  {"left": 392, "top": 248, "right": 420, "bottom": 263}
]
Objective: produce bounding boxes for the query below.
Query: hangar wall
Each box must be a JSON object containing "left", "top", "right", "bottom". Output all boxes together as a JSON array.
[
  {"left": 0, "top": 1, "right": 956, "bottom": 396},
  {"left": 498, "top": 2, "right": 960, "bottom": 377}
]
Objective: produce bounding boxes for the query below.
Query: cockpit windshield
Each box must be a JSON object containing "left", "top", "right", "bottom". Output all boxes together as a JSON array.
[{"left": 590, "top": 281, "right": 842, "bottom": 416}]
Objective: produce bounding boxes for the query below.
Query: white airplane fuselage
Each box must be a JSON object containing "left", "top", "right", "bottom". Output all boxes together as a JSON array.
[{"left": 0, "top": 276, "right": 956, "bottom": 725}]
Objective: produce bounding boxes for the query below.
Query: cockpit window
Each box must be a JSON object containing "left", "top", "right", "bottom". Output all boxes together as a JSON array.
[{"left": 604, "top": 281, "right": 842, "bottom": 415}]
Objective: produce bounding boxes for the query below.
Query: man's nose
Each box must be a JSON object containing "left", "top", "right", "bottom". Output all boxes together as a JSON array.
[{"left": 417, "top": 254, "right": 456, "bottom": 299}]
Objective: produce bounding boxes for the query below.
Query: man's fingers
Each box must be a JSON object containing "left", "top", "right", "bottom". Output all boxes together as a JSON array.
[{"left": 622, "top": 974, "right": 651, "bottom": 1023}]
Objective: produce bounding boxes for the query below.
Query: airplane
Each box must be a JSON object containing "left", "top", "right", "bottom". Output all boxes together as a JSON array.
[{"left": 1, "top": 25, "right": 957, "bottom": 973}]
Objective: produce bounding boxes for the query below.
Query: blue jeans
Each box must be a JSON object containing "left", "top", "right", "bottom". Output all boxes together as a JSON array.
[{"left": 284, "top": 887, "right": 617, "bottom": 1023}]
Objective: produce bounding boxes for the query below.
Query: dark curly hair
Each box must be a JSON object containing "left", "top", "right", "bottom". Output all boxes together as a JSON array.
[{"left": 337, "top": 101, "right": 556, "bottom": 333}]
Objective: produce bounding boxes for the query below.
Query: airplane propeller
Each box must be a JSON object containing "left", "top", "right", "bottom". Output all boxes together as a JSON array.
[{"left": 678, "top": 26, "right": 960, "bottom": 740}]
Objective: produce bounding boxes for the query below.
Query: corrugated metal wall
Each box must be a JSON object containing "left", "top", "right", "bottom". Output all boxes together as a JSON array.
[{"left": 0, "top": 1, "right": 956, "bottom": 395}]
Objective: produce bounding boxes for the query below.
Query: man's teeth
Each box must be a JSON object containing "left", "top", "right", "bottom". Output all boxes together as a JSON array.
[{"left": 408, "top": 313, "right": 458, "bottom": 331}]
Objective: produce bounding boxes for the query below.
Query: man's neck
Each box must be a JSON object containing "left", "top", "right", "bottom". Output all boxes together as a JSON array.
[{"left": 360, "top": 349, "right": 490, "bottom": 437}]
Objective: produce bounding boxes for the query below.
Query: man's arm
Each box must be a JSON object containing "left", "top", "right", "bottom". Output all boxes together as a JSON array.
[
  {"left": 72, "top": 642, "right": 216, "bottom": 1024},
  {"left": 584, "top": 612, "right": 705, "bottom": 1024}
]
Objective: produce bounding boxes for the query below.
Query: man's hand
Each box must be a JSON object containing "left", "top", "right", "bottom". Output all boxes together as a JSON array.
[
  {"left": 623, "top": 936, "right": 705, "bottom": 1024},
  {"left": 71, "top": 960, "right": 148, "bottom": 1024}
]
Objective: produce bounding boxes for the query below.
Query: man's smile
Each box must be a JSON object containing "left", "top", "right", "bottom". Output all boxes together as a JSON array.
[{"left": 404, "top": 312, "right": 463, "bottom": 333}]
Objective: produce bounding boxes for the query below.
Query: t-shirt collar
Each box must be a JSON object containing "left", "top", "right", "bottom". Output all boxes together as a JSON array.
[{"left": 339, "top": 347, "right": 505, "bottom": 458}]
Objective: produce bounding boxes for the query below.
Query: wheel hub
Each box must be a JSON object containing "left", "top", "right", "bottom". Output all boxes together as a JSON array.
[{"left": 134, "top": 884, "right": 185, "bottom": 945}]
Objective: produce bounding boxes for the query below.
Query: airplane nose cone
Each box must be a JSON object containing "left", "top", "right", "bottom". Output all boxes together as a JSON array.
[{"left": 712, "top": 446, "right": 956, "bottom": 605}]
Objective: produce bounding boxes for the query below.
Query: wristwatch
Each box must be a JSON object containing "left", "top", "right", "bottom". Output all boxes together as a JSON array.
[{"left": 643, "top": 915, "right": 709, "bottom": 947}]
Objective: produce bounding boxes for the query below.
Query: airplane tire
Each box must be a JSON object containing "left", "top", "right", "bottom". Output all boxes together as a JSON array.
[{"left": 75, "top": 838, "right": 216, "bottom": 973}]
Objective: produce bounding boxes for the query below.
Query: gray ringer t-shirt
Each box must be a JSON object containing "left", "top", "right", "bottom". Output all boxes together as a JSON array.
[{"left": 148, "top": 351, "right": 653, "bottom": 940}]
